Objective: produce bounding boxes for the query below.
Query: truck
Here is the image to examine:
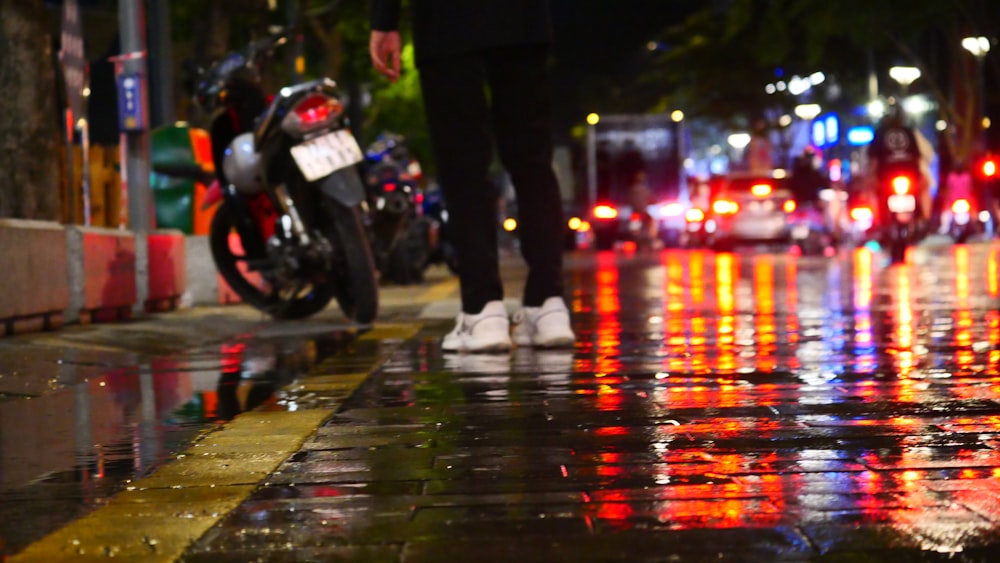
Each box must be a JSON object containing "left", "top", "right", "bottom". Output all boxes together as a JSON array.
[{"left": 585, "top": 113, "right": 687, "bottom": 249}]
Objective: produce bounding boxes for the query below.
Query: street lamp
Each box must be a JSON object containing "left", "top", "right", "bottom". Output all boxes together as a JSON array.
[
  {"left": 962, "top": 36, "right": 991, "bottom": 58},
  {"left": 727, "top": 132, "right": 751, "bottom": 150},
  {"left": 586, "top": 113, "right": 600, "bottom": 207},
  {"left": 962, "top": 36, "right": 991, "bottom": 144},
  {"left": 888, "top": 66, "right": 921, "bottom": 90},
  {"left": 794, "top": 103, "right": 822, "bottom": 121}
]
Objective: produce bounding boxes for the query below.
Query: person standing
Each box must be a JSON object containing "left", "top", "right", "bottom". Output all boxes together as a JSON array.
[{"left": 368, "top": 0, "right": 575, "bottom": 352}]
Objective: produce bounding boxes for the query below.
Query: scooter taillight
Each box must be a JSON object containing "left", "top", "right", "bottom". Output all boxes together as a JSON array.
[
  {"left": 281, "top": 94, "right": 343, "bottom": 136},
  {"left": 891, "top": 175, "right": 912, "bottom": 195}
]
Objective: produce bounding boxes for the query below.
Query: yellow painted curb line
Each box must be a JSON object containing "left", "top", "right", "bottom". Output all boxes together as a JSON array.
[
  {"left": 417, "top": 276, "right": 459, "bottom": 304},
  {"left": 10, "top": 409, "right": 330, "bottom": 563},
  {"left": 10, "top": 321, "right": 423, "bottom": 563}
]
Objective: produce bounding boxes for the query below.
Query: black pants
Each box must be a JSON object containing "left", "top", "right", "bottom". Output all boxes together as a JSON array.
[{"left": 419, "top": 44, "right": 564, "bottom": 314}]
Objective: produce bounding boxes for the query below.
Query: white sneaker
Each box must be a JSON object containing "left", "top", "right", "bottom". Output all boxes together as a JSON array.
[
  {"left": 512, "top": 297, "right": 575, "bottom": 348},
  {"left": 441, "top": 300, "right": 512, "bottom": 353}
]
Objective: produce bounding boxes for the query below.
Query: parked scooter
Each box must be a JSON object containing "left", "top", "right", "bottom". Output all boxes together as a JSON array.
[
  {"left": 362, "top": 133, "right": 430, "bottom": 284},
  {"left": 420, "top": 186, "right": 459, "bottom": 275},
  {"left": 188, "top": 31, "right": 378, "bottom": 322}
]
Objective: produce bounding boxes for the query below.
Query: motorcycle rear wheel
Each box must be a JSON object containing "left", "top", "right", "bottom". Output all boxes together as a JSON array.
[
  {"left": 209, "top": 202, "right": 336, "bottom": 319},
  {"left": 323, "top": 200, "right": 379, "bottom": 324}
]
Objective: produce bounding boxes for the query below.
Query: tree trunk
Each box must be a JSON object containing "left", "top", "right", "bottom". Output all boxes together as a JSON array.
[{"left": 0, "top": 0, "right": 63, "bottom": 221}]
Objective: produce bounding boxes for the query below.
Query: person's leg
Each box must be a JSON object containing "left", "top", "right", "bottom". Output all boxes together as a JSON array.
[
  {"left": 484, "top": 44, "right": 564, "bottom": 307},
  {"left": 419, "top": 54, "right": 503, "bottom": 314}
]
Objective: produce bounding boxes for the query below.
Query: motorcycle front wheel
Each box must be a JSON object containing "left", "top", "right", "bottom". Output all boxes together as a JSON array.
[
  {"left": 209, "top": 202, "right": 336, "bottom": 319},
  {"left": 323, "top": 200, "right": 379, "bottom": 324}
]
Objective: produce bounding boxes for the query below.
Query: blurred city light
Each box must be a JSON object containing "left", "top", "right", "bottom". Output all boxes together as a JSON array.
[
  {"left": 726, "top": 132, "right": 751, "bottom": 149},
  {"left": 868, "top": 100, "right": 886, "bottom": 119},
  {"left": 962, "top": 36, "right": 991, "bottom": 57},
  {"left": 889, "top": 66, "right": 921, "bottom": 88},
  {"left": 586, "top": 112, "right": 600, "bottom": 126},
  {"left": 902, "top": 95, "right": 934, "bottom": 115},
  {"left": 847, "top": 126, "right": 875, "bottom": 146},
  {"left": 794, "top": 103, "right": 822, "bottom": 120},
  {"left": 671, "top": 110, "right": 685, "bottom": 122},
  {"left": 778, "top": 114, "right": 792, "bottom": 127}
]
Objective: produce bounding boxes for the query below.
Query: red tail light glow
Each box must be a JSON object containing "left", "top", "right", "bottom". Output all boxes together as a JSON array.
[
  {"left": 751, "top": 183, "right": 773, "bottom": 197},
  {"left": 891, "top": 175, "right": 912, "bottom": 195},
  {"left": 593, "top": 204, "right": 619, "bottom": 220},
  {"left": 382, "top": 182, "right": 397, "bottom": 192},
  {"left": 984, "top": 159, "right": 997, "bottom": 178},
  {"left": 783, "top": 200, "right": 796, "bottom": 213},
  {"left": 282, "top": 94, "right": 343, "bottom": 134},
  {"left": 713, "top": 199, "right": 739, "bottom": 214},
  {"left": 952, "top": 199, "right": 971, "bottom": 214}
]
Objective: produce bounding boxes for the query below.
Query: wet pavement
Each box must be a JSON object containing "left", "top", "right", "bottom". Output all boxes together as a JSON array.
[{"left": 10, "top": 243, "right": 1000, "bottom": 561}]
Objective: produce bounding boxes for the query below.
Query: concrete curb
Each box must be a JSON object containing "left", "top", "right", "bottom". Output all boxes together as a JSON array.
[{"left": 1, "top": 220, "right": 235, "bottom": 337}]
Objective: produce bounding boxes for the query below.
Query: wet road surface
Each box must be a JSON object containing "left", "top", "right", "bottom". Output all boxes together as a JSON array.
[
  {"left": 10, "top": 243, "right": 1000, "bottom": 561},
  {"left": 183, "top": 242, "right": 1000, "bottom": 561}
]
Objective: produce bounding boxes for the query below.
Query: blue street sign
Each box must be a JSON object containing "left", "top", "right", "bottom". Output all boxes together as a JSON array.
[{"left": 116, "top": 72, "right": 145, "bottom": 131}]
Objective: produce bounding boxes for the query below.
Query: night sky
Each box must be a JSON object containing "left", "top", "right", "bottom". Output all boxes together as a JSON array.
[{"left": 548, "top": 0, "right": 701, "bottom": 130}]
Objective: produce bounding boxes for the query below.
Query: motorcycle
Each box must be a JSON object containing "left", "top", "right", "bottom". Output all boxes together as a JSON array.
[
  {"left": 420, "top": 186, "right": 459, "bottom": 275},
  {"left": 882, "top": 173, "right": 923, "bottom": 264},
  {"left": 362, "top": 134, "right": 429, "bottom": 284},
  {"left": 189, "top": 32, "right": 378, "bottom": 322}
]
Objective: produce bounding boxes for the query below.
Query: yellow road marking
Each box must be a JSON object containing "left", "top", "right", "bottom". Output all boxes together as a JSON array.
[
  {"left": 10, "top": 409, "right": 330, "bottom": 562},
  {"left": 417, "top": 276, "right": 459, "bottom": 303},
  {"left": 10, "top": 317, "right": 422, "bottom": 562}
]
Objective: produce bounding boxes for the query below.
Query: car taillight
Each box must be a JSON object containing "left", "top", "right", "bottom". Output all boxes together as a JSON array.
[
  {"left": 952, "top": 199, "right": 971, "bottom": 214},
  {"left": 713, "top": 199, "right": 738, "bottom": 214},
  {"left": 891, "top": 175, "right": 912, "bottom": 195},
  {"left": 593, "top": 204, "right": 619, "bottom": 220},
  {"left": 783, "top": 200, "right": 796, "bottom": 213},
  {"left": 850, "top": 207, "right": 873, "bottom": 222},
  {"left": 382, "top": 182, "right": 397, "bottom": 192},
  {"left": 281, "top": 93, "right": 343, "bottom": 136},
  {"left": 751, "top": 183, "right": 772, "bottom": 197},
  {"left": 685, "top": 208, "right": 705, "bottom": 222}
]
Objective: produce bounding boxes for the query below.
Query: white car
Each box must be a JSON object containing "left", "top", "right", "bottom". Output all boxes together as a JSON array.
[{"left": 708, "top": 171, "right": 800, "bottom": 250}]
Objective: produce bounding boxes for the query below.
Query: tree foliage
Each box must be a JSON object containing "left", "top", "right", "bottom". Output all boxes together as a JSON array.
[{"left": 642, "top": 0, "right": 1000, "bottom": 162}]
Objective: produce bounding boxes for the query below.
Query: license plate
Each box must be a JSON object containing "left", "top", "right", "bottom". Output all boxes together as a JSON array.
[
  {"left": 290, "top": 130, "right": 364, "bottom": 182},
  {"left": 888, "top": 194, "right": 916, "bottom": 213}
]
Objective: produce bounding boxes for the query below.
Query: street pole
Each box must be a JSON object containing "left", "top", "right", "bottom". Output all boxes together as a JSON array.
[
  {"left": 147, "top": 0, "right": 175, "bottom": 128},
  {"left": 586, "top": 121, "right": 597, "bottom": 207},
  {"left": 117, "top": 0, "right": 153, "bottom": 232}
]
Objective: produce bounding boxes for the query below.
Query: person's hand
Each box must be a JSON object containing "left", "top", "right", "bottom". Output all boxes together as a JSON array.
[{"left": 369, "top": 30, "right": 402, "bottom": 83}]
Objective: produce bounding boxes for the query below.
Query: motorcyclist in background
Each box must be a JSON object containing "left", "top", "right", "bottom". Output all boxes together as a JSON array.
[{"left": 866, "top": 99, "right": 935, "bottom": 233}]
